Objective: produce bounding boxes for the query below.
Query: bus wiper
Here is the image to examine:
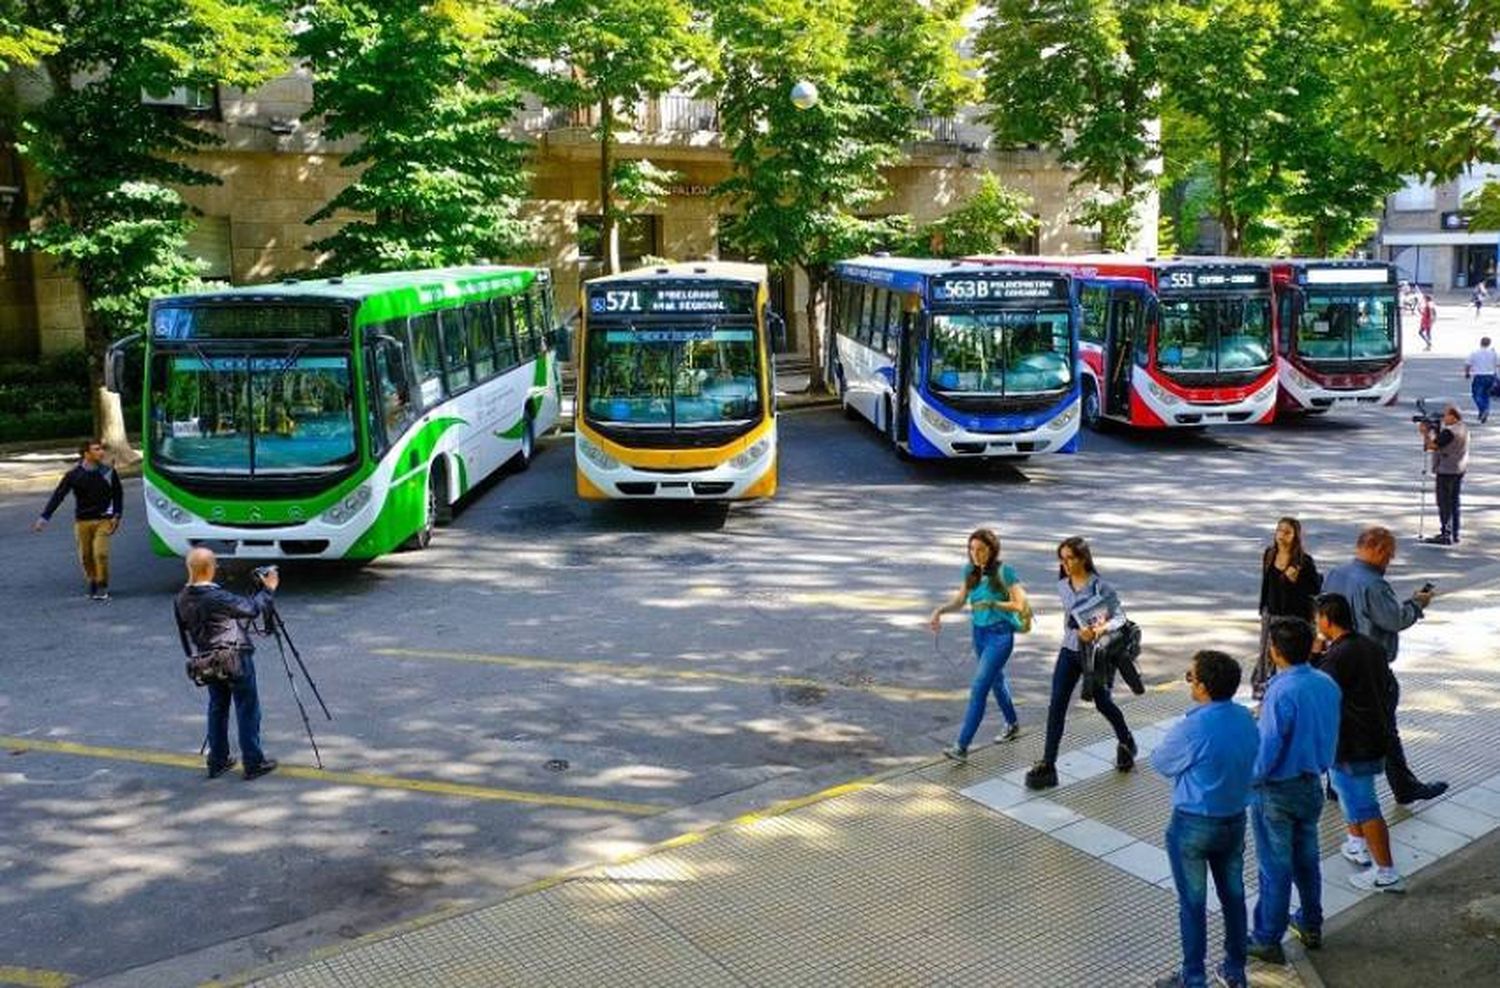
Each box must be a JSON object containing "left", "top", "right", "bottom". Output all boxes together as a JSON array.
[{"left": 187, "top": 341, "right": 242, "bottom": 389}]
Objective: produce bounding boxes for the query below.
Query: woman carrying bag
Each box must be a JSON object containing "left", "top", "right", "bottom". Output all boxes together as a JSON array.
[
  {"left": 929, "top": 528, "right": 1031, "bottom": 763},
  {"left": 1253, "top": 517, "right": 1321, "bottom": 700}
]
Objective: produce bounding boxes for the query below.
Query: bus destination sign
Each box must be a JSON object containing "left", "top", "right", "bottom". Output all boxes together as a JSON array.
[
  {"left": 1159, "top": 267, "right": 1269, "bottom": 292},
  {"left": 588, "top": 284, "right": 756, "bottom": 317},
  {"left": 931, "top": 274, "right": 1068, "bottom": 304}
]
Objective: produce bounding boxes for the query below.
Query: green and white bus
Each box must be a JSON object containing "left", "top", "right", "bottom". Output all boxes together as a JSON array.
[{"left": 109, "top": 266, "right": 564, "bottom": 560}]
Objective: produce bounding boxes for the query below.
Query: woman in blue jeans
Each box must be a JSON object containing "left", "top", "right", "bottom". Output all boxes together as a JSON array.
[
  {"left": 929, "top": 528, "right": 1029, "bottom": 763},
  {"left": 1025, "top": 536, "right": 1136, "bottom": 790}
]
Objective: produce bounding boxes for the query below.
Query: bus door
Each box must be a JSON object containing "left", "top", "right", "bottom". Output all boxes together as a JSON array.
[{"left": 1106, "top": 285, "right": 1148, "bottom": 418}]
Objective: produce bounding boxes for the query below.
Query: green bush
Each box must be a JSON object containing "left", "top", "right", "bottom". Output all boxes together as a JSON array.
[{"left": 0, "top": 350, "right": 138, "bottom": 442}]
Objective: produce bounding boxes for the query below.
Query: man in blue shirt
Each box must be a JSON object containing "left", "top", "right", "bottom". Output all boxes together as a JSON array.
[
  {"left": 1247, "top": 617, "right": 1341, "bottom": 965},
  {"left": 1151, "top": 650, "right": 1260, "bottom": 988}
]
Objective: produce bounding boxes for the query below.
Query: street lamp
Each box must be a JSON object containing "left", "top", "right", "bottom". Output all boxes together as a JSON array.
[{"left": 790, "top": 81, "right": 819, "bottom": 111}]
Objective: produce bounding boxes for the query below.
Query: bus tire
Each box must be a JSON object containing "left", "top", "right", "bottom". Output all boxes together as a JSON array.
[
  {"left": 405, "top": 476, "right": 439, "bottom": 550},
  {"left": 1082, "top": 379, "right": 1102, "bottom": 431},
  {"left": 516, "top": 415, "right": 535, "bottom": 471},
  {"left": 431, "top": 460, "right": 453, "bottom": 524}
]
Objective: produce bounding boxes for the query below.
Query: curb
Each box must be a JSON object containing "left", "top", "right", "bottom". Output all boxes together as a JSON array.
[{"left": 0, "top": 460, "right": 141, "bottom": 496}]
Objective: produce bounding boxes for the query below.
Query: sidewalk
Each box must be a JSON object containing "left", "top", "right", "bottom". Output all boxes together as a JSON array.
[{"left": 214, "top": 578, "right": 1500, "bottom": 987}]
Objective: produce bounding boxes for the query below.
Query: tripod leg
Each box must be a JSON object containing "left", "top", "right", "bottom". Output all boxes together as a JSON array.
[
  {"left": 272, "top": 628, "right": 325, "bottom": 769},
  {"left": 273, "top": 610, "right": 332, "bottom": 721}
]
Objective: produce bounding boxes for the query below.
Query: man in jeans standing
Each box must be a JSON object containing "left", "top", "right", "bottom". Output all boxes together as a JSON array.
[
  {"left": 32, "top": 439, "right": 124, "bottom": 599},
  {"left": 1151, "top": 650, "right": 1260, "bottom": 988},
  {"left": 1420, "top": 404, "right": 1468, "bottom": 545},
  {"left": 1466, "top": 336, "right": 1496, "bottom": 423},
  {"left": 1247, "top": 617, "right": 1341, "bottom": 966}
]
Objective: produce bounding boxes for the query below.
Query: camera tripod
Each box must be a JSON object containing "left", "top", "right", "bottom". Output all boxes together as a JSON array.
[{"left": 257, "top": 600, "right": 333, "bottom": 768}]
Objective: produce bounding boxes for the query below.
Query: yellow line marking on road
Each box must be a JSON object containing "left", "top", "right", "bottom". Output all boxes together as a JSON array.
[
  {"left": 0, "top": 966, "right": 76, "bottom": 988},
  {"left": 0, "top": 737, "right": 664, "bottom": 816},
  {"left": 373, "top": 647, "right": 968, "bottom": 703}
]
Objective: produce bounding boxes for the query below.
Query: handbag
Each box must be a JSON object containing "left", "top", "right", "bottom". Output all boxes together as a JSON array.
[
  {"left": 185, "top": 646, "right": 243, "bottom": 687},
  {"left": 999, "top": 569, "right": 1033, "bottom": 633}
]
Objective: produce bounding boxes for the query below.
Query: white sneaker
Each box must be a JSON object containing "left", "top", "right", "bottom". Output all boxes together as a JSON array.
[
  {"left": 1341, "top": 841, "right": 1372, "bottom": 866},
  {"left": 1349, "top": 868, "right": 1406, "bottom": 894}
]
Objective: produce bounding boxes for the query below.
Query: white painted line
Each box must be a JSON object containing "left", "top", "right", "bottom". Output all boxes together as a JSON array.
[
  {"left": 1448, "top": 784, "right": 1500, "bottom": 820},
  {"left": 1050, "top": 817, "right": 1137, "bottom": 858},
  {"left": 1102, "top": 840, "right": 1174, "bottom": 885},
  {"left": 959, "top": 777, "right": 1032, "bottom": 813},
  {"left": 1003, "top": 797, "right": 1083, "bottom": 834},
  {"left": 1055, "top": 749, "right": 1115, "bottom": 782},
  {"left": 1388, "top": 817, "right": 1472, "bottom": 858},
  {"left": 1414, "top": 799, "right": 1500, "bottom": 839}
]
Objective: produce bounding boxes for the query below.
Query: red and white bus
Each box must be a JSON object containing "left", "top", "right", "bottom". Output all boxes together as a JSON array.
[
  {"left": 965, "top": 255, "right": 1279, "bottom": 428},
  {"left": 1269, "top": 260, "right": 1402, "bottom": 414}
]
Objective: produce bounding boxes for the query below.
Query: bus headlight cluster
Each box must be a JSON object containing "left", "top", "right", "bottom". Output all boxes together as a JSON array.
[
  {"left": 1287, "top": 366, "right": 1316, "bottom": 390},
  {"left": 321, "top": 485, "right": 371, "bottom": 525},
  {"left": 146, "top": 485, "right": 189, "bottom": 525},
  {"left": 1147, "top": 380, "right": 1182, "bottom": 406},
  {"left": 1255, "top": 377, "right": 1279, "bottom": 400},
  {"left": 1047, "top": 401, "right": 1080, "bottom": 430},
  {"left": 730, "top": 437, "right": 771, "bottom": 470},
  {"left": 578, "top": 436, "right": 619, "bottom": 470},
  {"left": 919, "top": 404, "right": 958, "bottom": 434}
]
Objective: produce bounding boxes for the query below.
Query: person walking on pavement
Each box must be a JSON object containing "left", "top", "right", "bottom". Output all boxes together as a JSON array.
[
  {"left": 1471, "top": 281, "right": 1487, "bottom": 320},
  {"left": 174, "top": 547, "right": 279, "bottom": 780},
  {"left": 1315, "top": 593, "right": 1406, "bottom": 897},
  {"left": 930, "top": 528, "right": 1028, "bottom": 762},
  {"left": 1418, "top": 292, "right": 1436, "bottom": 351},
  {"left": 1246, "top": 617, "right": 1341, "bottom": 967},
  {"left": 1024, "top": 536, "right": 1136, "bottom": 790},
  {"left": 1465, "top": 336, "right": 1496, "bottom": 423},
  {"left": 1322, "top": 526, "right": 1445, "bottom": 804},
  {"left": 1151, "top": 650, "right": 1260, "bottom": 988},
  {"left": 1254, "top": 517, "right": 1321, "bottom": 700},
  {"left": 1420, "top": 404, "right": 1468, "bottom": 545},
  {"left": 32, "top": 439, "right": 124, "bottom": 600}
]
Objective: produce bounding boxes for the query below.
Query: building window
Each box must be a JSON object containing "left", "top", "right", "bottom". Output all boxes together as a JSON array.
[
  {"left": 577, "top": 214, "right": 659, "bottom": 268},
  {"left": 185, "top": 215, "right": 232, "bottom": 282}
]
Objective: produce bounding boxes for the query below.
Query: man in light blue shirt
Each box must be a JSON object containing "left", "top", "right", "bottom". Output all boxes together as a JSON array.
[
  {"left": 1151, "top": 650, "right": 1260, "bottom": 988},
  {"left": 1247, "top": 617, "right": 1342, "bottom": 965}
]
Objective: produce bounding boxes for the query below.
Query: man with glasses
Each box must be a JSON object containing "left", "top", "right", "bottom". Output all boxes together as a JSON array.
[
  {"left": 33, "top": 439, "right": 125, "bottom": 600},
  {"left": 1151, "top": 651, "right": 1259, "bottom": 988}
]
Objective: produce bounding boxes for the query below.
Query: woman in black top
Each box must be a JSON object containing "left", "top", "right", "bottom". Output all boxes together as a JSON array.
[{"left": 1253, "top": 516, "right": 1321, "bottom": 698}]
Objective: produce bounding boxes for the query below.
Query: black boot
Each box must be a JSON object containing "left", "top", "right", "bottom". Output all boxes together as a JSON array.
[{"left": 1024, "top": 761, "right": 1059, "bottom": 790}]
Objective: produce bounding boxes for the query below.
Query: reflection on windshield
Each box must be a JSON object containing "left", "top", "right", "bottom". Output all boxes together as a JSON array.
[
  {"left": 1299, "top": 291, "right": 1398, "bottom": 362},
  {"left": 1158, "top": 297, "right": 1272, "bottom": 379},
  {"left": 927, "top": 310, "right": 1072, "bottom": 396},
  {"left": 585, "top": 326, "right": 762, "bottom": 426},
  {"left": 150, "top": 354, "right": 357, "bottom": 474}
]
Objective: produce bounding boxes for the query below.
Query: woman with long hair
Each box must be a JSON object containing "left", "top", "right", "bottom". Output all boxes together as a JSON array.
[
  {"left": 1024, "top": 536, "right": 1136, "bottom": 791},
  {"left": 929, "top": 528, "right": 1028, "bottom": 763},
  {"left": 1253, "top": 517, "right": 1321, "bottom": 699}
]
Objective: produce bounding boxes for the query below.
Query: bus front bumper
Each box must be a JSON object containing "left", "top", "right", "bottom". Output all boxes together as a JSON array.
[
  {"left": 1277, "top": 359, "right": 1402, "bottom": 411},
  {"left": 910, "top": 392, "right": 1081, "bottom": 457},
  {"left": 144, "top": 481, "right": 381, "bottom": 560},
  {"left": 575, "top": 431, "right": 778, "bottom": 500},
  {"left": 1136, "top": 372, "right": 1279, "bottom": 426}
]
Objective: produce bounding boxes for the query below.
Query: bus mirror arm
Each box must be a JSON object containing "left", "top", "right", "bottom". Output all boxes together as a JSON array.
[
  {"left": 768, "top": 311, "right": 787, "bottom": 352},
  {"left": 104, "top": 333, "right": 142, "bottom": 395}
]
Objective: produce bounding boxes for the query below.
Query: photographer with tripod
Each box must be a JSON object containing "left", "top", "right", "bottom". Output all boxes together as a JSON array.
[
  {"left": 1419, "top": 404, "right": 1468, "bottom": 546},
  {"left": 174, "top": 547, "right": 279, "bottom": 780}
]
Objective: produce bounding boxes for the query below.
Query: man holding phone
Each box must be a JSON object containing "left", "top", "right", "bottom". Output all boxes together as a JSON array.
[{"left": 1323, "top": 527, "right": 1445, "bottom": 804}]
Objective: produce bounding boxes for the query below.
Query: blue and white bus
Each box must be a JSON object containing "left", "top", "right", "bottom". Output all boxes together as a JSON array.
[{"left": 828, "top": 258, "right": 1081, "bottom": 458}]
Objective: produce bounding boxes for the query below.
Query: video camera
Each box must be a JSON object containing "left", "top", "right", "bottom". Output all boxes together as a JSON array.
[
  {"left": 1411, "top": 396, "right": 1449, "bottom": 429},
  {"left": 250, "top": 564, "right": 279, "bottom": 589}
]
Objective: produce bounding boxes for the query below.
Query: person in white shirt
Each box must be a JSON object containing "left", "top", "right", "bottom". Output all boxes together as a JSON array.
[{"left": 1466, "top": 336, "right": 1497, "bottom": 423}]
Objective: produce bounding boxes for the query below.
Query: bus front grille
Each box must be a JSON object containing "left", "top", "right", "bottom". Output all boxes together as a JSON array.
[
  {"left": 616, "top": 482, "right": 658, "bottom": 495},
  {"left": 691, "top": 482, "right": 734, "bottom": 496}
]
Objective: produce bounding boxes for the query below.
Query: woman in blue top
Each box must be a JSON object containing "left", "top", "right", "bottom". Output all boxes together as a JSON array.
[{"left": 929, "top": 528, "right": 1029, "bottom": 763}]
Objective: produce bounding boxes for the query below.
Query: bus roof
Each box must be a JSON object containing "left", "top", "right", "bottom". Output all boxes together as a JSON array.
[
  {"left": 966, "top": 253, "right": 1275, "bottom": 269},
  {"left": 588, "top": 261, "right": 768, "bottom": 286},
  {"left": 834, "top": 255, "right": 1070, "bottom": 295}
]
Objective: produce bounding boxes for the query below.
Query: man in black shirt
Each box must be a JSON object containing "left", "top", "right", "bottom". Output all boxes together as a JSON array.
[
  {"left": 33, "top": 439, "right": 125, "bottom": 600},
  {"left": 1316, "top": 593, "right": 1405, "bottom": 896}
]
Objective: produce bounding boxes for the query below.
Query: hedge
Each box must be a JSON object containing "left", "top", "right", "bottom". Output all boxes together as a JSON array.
[{"left": 0, "top": 350, "right": 139, "bottom": 443}]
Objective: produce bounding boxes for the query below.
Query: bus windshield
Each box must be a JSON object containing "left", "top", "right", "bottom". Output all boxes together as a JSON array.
[
  {"left": 149, "top": 353, "right": 358, "bottom": 475},
  {"left": 584, "top": 324, "right": 762, "bottom": 427},
  {"left": 926, "top": 310, "right": 1072, "bottom": 398},
  {"left": 1157, "top": 296, "right": 1273, "bottom": 383},
  {"left": 1297, "top": 291, "right": 1399, "bottom": 363}
]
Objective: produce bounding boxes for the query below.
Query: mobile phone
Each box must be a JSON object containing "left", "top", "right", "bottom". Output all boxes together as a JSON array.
[{"left": 1419, "top": 581, "right": 1435, "bottom": 594}]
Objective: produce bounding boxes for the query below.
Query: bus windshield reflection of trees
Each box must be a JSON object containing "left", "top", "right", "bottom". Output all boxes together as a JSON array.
[{"left": 585, "top": 326, "right": 762, "bottom": 427}]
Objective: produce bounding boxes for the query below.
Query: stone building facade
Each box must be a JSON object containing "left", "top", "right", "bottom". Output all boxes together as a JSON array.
[{"left": 1379, "top": 166, "right": 1500, "bottom": 295}]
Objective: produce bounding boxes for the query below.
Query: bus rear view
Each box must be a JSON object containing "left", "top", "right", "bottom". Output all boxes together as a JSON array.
[
  {"left": 1270, "top": 260, "right": 1402, "bottom": 413},
  {"left": 576, "top": 263, "right": 777, "bottom": 500}
]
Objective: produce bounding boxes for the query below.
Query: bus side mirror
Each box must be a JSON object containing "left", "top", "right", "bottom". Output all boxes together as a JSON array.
[
  {"left": 768, "top": 311, "right": 787, "bottom": 352},
  {"left": 104, "top": 334, "right": 141, "bottom": 394}
]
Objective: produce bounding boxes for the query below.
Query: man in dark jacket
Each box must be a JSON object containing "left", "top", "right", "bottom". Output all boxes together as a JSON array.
[
  {"left": 174, "top": 547, "right": 279, "bottom": 780},
  {"left": 1315, "top": 593, "right": 1404, "bottom": 895},
  {"left": 32, "top": 439, "right": 125, "bottom": 600}
]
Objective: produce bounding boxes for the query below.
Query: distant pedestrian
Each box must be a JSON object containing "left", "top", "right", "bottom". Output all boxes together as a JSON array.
[
  {"left": 1420, "top": 404, "right": 1468, "bottom": 545},
  {"left": 32, "top": 439, "right": 124, "bottom": 600},
  {"left": 1024, "top": 536, "right": 1137, "bottom": 790},
  {"left": 1151, "top": 650, "right": 1259, "bottom": 988},
  {"left": 1472, "top": 281, "right": 1487, "bottom": 319},
  {"left": 1418, "top": 293, "right": 1436, "bottom": 351},
  {"left": 1245, "top": 617, "right": 1341, "bottom": 967},
  {"left": 1465, "top": 336, "right": 1496, "bottom": 423},
  {"left": 930, "top": 528, "right": 1028, "bottom": 762},
  {"left": 1254, "top": 517, "right": 1321, "bottom": 700},
  {"left": 1315, "top": 593, "right": 1406, "bottom": 896},
  {"left": 1323, "top": 525, "right": 1444, "bottom": 804}
]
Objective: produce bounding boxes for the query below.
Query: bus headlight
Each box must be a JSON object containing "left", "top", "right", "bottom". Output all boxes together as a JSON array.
[
  {"left": 730, "top": 437, "right": 771, "bottom": 469},
  {"left": 919, "top": 403, "right": 958, "bottom": 434},
  {"left": 1047, "top": 401, "right": 1080, "bottom": 430},
  {"left": 322, "top": 484, "right": 371, "bottom": 525},
  {"left": 146, "top": 484, "right": 190, "bottom": 525},
  {"left": 1147, "top": 380, "right": 1182, "bottom": 406},
  {"left": 578, "top": 435, "right": 619, "bottom": 470},
  {"left": 1287, "top": 366, "right": 1315, "bottom": 390}
]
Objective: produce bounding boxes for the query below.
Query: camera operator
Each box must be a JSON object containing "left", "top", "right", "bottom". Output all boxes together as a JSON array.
[
  {"left": 173, "top": 547, "right": 279, "bottom": 780},
  {"left": 1420, "top": 404, "right": 1468, "bottom": 546}
]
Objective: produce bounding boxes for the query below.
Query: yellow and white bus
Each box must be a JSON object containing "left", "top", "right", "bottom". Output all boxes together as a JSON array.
[{"left": 575, "top": 262, "right": 778, "bottom": 500}]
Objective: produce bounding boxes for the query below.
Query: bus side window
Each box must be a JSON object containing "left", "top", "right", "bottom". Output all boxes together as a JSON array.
[
  {"left": 441, "top": 308, "right": 472, "bottom": 391},
  {"left": 539, "top": 279, "right": 556, "bottom": 333},
  {"left": 1080, "top": 286, "right": 1108, "bottom": 344},
  {"left": 859, "top": 286, "right": 878, "bottom": 347},
  {"left": 467, "top": 302, "right": 495, "bottom": 380},
  {"left": 885, "top": 293, "right": 903, "bottom": 357},
  {"left": 370, "top": 332, "right": 417, "bottom": 448},
  {"left": 515, "top": 294, "right": 536, "bottom": 360},
  {"left": 409, "top": 313, "right": 446, "bottom": 407},
  {"left": 493, "top": 297, "right": 518, "bottom": 370},
  {"left": 1133, "top": 298, "right": 1151, "bottom": 367}
]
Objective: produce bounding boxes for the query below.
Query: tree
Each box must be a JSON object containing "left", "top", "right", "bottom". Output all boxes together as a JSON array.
[
  {"left": 0, "top": 5, "right": 58, "bottom": 72},
  {"left": 709, "top": 0, "right": 974, "bottom": 392},
  {"left": 298, "top": 1, "right": 533, "bottom": 273},
  {"left": 904, "top": 172, "right": 1037, "bottom": 258},
  {"left": 977, "top": 0, "right": 1158, "bottom": 251},
  {"left": 9, "top": 1, "right": 289, "bottom": 451},
  {"left": 521, "top": 0, "right": 709, "bottom": 274}
]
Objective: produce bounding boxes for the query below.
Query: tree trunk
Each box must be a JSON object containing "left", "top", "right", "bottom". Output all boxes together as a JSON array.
[
  {"left": 599, "top": 96, "right": 618, "bottom": 275},
  {"left": 802, "top": 264, "right": 829, "bottom": 394},
  {"left": 81, "top": 305, "right": 136, "bottom": 462},
  {"left": 1217, "top": 143, "right": 1236, "bottom": 255}
]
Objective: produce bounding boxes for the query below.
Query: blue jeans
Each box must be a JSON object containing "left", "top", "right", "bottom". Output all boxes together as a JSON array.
[
  {"left": 1167, "top": 809, "right": 1248, "bottom": 988},
  {"left": 956, "top": 623, "right": 1017, "bottom": 749},
  {"left": 206, "top": 651, "right": 266, "bottom": 770},
  {"left": 1473, "top": 374, "right": 1494, "bottom": 421},
  {"left": 1251, "top": 774, "right": 1325, "bottom": 946},
  {"left": 1042, "top": 646, "right": 1132, "bottom": 765}
]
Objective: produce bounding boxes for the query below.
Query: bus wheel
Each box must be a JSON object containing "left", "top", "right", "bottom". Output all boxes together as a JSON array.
[
  {"left": 516, "top": 415, "right": 535, "bottom": 471},
  {"left": 431, "top": 461, "right": 453, "bottom": 524},
  {"left": 405, "top": 479, "right": 438, "bottom": 550},
  {"left": 1082, "top": 380, "right": 1102, "bottom": 431}
]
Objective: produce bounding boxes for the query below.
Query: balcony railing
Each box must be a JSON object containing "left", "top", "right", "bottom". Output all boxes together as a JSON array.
[
  {"left": 914, "top": 115, "right": 960, "bottom": 144},
  {"left": 517, "top": 96, "right": 720, "bottom": 135}
]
